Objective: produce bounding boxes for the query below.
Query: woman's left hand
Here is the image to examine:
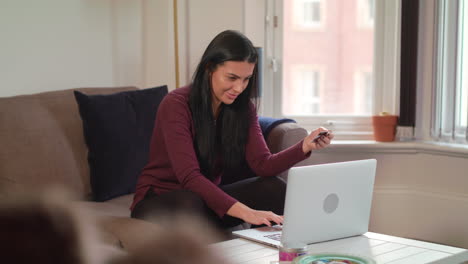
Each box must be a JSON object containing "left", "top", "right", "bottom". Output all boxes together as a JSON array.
[{"left": 302, "top": 127, "right": 334, "bottom": 154}]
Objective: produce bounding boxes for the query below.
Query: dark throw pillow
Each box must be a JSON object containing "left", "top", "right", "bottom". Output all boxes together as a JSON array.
[
  {"left": 74, "top": 86, "right": 168, "bottom": 202},
  {"left": 258, "top": 116, "right": 296, "bottom": 140}
]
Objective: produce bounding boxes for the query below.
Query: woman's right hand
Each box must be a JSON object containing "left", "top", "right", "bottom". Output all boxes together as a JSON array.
[
  {"left": 302, "top": 127, "right": 334, "bottom": 154},
  {"left": 226, "top": 202, "right": 283, "bottom": 226}
]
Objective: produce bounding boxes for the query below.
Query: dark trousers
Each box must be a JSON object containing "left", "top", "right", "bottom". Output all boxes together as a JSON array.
[{"left": 131, "top": 176, "right": 286, "bottom": 229}]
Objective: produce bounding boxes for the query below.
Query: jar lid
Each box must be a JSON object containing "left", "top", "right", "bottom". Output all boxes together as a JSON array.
[{"left": 280, "top": 241, "right": 308, "bottom": 252}]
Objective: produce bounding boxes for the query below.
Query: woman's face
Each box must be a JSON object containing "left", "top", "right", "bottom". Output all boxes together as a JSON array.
[{"left": 210, "top": 60, "right": 255, "bottom": 109}]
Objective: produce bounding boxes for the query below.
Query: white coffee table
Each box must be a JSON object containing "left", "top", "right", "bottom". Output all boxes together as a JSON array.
[{"left": 210, "top": 232, "right": 467, "bottom": 264}]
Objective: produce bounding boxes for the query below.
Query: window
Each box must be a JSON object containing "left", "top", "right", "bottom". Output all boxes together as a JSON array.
[
  {"left": 433, "top": 0, "right": 468, "bottom": 143},
  {"left": 302, "top": 0, "right": 321, "bottom": 26},
  {"left": 455, "top": 1, "right": 468, "bottom": 143},
  {"left": 293, "top": 0, "right": 324, "bottom": 29},
  {"left": 459, "top": 0, "right": 468, "bottom": 139},
  {"left": 288, "top": 0, "right": 374, "bottom": 117},
  {"left": 265, "top": 0, "right": 400, "bottom": 139},
  {"left": 357, "top": 0, "right": 375, "bottom": 28}
]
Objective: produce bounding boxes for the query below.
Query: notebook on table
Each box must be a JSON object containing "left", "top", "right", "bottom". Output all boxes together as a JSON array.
[{"left": 232, "top": 159, "right": 377, "bottom": 248}]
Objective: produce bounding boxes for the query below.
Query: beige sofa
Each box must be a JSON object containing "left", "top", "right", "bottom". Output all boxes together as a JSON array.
[{"left": 0, "top": 86, "right": 308, "bottom": 252}]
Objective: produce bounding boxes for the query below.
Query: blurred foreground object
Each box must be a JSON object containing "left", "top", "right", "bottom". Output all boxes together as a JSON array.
[
  {"left": 110, "top": 213, "right": 230, "bottom": 264},
  {"left": 0, "top": 188, "right": 122, "bottom": 264},
  {"left": 0, "top": 187, "right": 231, "bottom": 264}
]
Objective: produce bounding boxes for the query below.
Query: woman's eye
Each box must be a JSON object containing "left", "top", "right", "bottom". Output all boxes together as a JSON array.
[{"left": 228, "top": 77, "right": 237, "bottom": 81}]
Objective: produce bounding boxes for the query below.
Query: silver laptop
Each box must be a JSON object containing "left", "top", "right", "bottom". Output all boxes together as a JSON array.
[{"left": 232, "top": 159, "right": 377, "bottom": 247}]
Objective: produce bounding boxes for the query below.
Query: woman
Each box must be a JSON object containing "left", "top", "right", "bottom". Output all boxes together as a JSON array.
[{"left": 130, "top": 30, "right": 334, "bottom": 229}]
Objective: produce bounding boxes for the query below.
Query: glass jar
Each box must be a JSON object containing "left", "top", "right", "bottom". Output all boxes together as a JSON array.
[{"left": 279, "top": 241, "right": 308, "bottom": 261}]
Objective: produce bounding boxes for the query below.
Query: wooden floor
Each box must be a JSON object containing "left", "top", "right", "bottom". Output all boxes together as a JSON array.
[{"left": 210, "top": 232, "right": 467, "bottom": 264}]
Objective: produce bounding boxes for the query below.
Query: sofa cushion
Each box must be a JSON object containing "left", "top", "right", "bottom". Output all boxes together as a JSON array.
[
  {"left": 0, "top": 87, "right": 138, "bottom": 199},
  {"left": 73, "top": 194, "right": 134, "bottom": 218},
  {"left": 74, "top": 86, "right": 168, "bottom": 202},
  {"left": 97, "top": 217, "right": 163, "bottom": 254}
]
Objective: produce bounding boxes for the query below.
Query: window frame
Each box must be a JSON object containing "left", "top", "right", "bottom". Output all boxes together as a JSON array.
[
  {"left": 263, "top": 0, "right": 401, "bottom": 140},
  {"left": 432, "top": 0, "right": 467, "bottom": 144}
]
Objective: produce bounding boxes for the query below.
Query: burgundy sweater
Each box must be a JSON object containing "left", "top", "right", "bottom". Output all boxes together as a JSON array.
[{"left": 130, "top": 86, "right": 310, "bottom": 217}]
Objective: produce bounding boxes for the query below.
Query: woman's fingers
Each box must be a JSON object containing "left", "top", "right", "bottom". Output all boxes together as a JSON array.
[
  {"left": 244, "top": 209, "right": 284, "bottom": 226},
  {"left": 272, "top": 214, "right": 283, "bottom": 225},
  {"left": 235, "top": 204, "right": 284, "bottom": 226},
  {"left": 318, "top": 138, "right": 328, "bottom": 148},
  {"left": 315, "top": 133, "right": 332, "bottom": 149},
  {"left": 265, "top": 211, "right": 283, "bottom": 226}
]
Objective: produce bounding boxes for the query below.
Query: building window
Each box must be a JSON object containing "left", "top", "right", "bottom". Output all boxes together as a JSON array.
[
  {"left": 293, "top": 0, "right": 324, "bottom": 29},
  {"left": 303, "top": 0, "right": 321, "bottom": 26},
  {"left": 357, "top": 0, "right": 375, "bottom": 28}
]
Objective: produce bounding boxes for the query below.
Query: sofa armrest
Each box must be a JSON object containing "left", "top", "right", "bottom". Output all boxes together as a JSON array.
[
  {"left": 265, "top": 122, "right": 308, "bottom": 181},
  {"left": 265, "top": 122, "right": 307, "bottom": 153}
]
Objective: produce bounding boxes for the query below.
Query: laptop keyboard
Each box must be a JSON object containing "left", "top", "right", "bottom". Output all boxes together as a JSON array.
[{"left": 264, "top": 233, "right": 282, "bottom": 241}]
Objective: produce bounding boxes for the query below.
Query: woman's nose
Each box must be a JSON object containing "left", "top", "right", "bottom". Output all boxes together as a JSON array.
[{"left": 233, "top": 81, "right": 244, "bottom": 93}]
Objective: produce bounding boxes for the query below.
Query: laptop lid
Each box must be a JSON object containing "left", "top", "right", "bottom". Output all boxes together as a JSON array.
[
  {"left": 232, "top": 159, "right": 377, "bottom": 247},
  {"left": 281, "top": 159, "right": 377, "bottom": 244}
]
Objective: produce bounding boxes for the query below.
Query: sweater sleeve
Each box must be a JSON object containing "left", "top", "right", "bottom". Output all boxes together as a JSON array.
[
  {"left": 245, "top": 104, "right": 311, "bottom": 177},
  {"left": 158, "top": 94, "right": 237, "bottom": 217}
]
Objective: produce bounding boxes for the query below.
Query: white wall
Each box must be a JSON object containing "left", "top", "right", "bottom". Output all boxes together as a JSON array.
[
  {"left": 0, "top": 0, "right": 115, "bottom": 96},
  {"left": 110, "top": 0, "right": 144, "bottom": 88},
  {"left": 176, "top": 0, "right": 244, "bottom": 86},
  {"left": 0, "top": 0, "right": 263, "bottom": 96},
  {"left": 176, "top": 0, "right": 265, "bottom": 87},
  {"left": 142, "top": 0, "right": 176, "bottom": 91},
  {"left": 0, "top": 0, "right": 176, "bottom": 97}
]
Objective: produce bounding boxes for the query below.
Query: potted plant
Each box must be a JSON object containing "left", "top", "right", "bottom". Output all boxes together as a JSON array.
[{"left": 372, "top": 112, "right": 398, "bottom": 142}]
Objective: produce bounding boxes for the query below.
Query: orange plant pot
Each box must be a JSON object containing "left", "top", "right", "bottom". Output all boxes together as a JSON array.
[{"left": 372, "top": 115, "right": 398, "bottom": 142}]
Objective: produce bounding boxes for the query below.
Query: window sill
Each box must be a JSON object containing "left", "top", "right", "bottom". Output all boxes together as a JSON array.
[{"left": 320, "top": 140, "right": 468, "bottom": 158}]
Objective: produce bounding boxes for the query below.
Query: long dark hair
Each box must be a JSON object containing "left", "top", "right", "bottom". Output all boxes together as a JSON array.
[{"left": 189, "top": 30, "right": 258, "bottom": 180}]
